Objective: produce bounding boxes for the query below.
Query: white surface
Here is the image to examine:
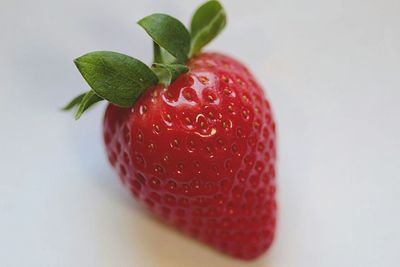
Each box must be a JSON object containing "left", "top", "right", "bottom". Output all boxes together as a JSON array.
[{"left": 1, "top": 0, "right": 400, "bottom": 266}]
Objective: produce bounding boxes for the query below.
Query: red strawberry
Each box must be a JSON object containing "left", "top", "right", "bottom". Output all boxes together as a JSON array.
[
  {"left": 104, "top": 52, "right": 277, "bottom": 259},
  {"left": 64, "top": 0, "right": 277, "bottom": 260}
]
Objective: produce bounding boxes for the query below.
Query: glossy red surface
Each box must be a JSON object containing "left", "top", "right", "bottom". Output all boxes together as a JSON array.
[{"left": 103, "top": 52, "right": 277, "bottom": 260}]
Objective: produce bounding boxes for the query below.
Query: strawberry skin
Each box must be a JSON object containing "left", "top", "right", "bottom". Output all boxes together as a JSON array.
[{"left": 103, "top": 52, "right": 277, "bottom": 260}]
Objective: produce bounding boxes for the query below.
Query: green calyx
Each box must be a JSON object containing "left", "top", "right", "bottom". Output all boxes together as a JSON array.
[{"left": 63, "top": 0, "right": 226, "bottom": 119}]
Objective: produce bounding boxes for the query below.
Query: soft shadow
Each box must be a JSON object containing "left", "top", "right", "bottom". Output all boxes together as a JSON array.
[
  {"left": 121, "top": 217, "right": 273, "bottom": 267},
  {"left": 69, "top": 125, "right": 273, "bottom": 267},
  {"left": 91, "top": 163, "right": 272, "bottom": 267}
]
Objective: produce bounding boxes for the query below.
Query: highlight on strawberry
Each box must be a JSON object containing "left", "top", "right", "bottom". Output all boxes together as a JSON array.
[{"left": 64, "top": 0, "right": 277, "bottom": 260}]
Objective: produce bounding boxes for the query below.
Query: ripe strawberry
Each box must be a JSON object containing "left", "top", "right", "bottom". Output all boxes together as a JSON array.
[{"left": 64, "top": 0, "right": 276, "bottom": 260}]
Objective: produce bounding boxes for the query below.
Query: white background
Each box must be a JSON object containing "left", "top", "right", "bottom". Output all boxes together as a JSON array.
[{"left": 1, "top": 0, "right": 399, "bottom": 266}]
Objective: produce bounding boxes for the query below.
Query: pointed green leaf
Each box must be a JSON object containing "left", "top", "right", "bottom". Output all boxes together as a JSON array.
[
  {"left": 153, "top": 42, "right": 163, "bottom": 63},
  {"left": 74, "top": 51, "right": 158, "bottom": 108},
  {"left": 62, "top": 93, "right": 85, "bottom": 111},
  {"left": 138, "top": 14, "right": 191, "bottom": 63},
  {"left": 190, "top": 0, "right": 226, "bottom": 56},
  {"left": 153, "top": 42, "right": 177, "bottom": 64},
  {"left": 74, "top": 90, "right": 103, "bottom": 119},
  {"left": 152, "top": 63, "right": 189, "bottom": 86},
  {"left": 159, "top": 48, "right": 177, "bottom": 64},
  {"left": 82, "top": 92, "right": 103, "bottom": 113}
]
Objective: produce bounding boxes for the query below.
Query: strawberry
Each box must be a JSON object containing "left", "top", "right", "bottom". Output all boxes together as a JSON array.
[{"left": 64, "top": 0, "right": 277, "bottom": 260}]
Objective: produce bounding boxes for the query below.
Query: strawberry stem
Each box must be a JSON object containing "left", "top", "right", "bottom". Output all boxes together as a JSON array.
[{"left": 63, "top": 0, "right": 227, "bottom": 119}]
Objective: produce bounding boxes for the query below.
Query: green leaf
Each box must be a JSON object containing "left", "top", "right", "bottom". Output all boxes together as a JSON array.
[
  {"left": 74, "top": 51, "right": 158, "bottom": 108},
  {"left": 159, "top": 48, "right": 177, "bottom": 64},
  {"left": 153, "top": 42, "right": 177, "bottom": 64},
  {"left": 190, "top": 0, "right": 226, "bottom": 56},
  {"left": 153, "top": 42, "right": 163, "bottom": 63},
  {"left": 62, "top": 93, "right": 85, "bottom": 111},
  {"left": 138, "top": 14, "right": 191, "bottom": 63},
  {"left": 74, "top": 90, "right": 103, "bottom": 119},
  {"left": 152, "top": 63, "right": 189, "bottom": 86}
]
